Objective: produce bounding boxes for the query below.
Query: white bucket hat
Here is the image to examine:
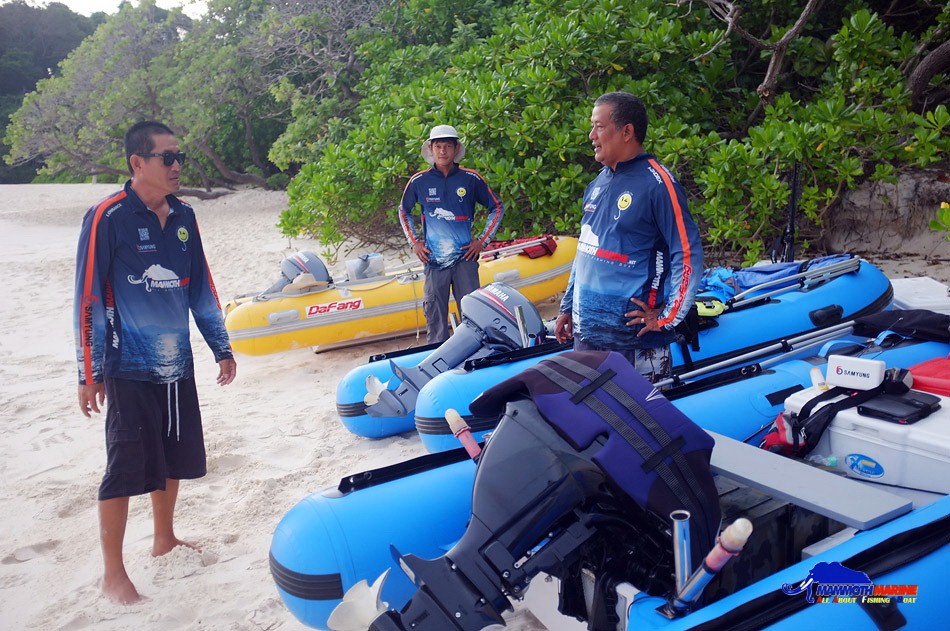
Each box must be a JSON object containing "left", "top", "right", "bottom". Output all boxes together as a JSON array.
[{"left": 421, "top": 124, "right": 466, "bottom": 165}]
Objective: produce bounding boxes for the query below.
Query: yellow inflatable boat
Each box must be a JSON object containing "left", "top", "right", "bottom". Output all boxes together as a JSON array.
[{"left": 224, "top": 236, "right": 577, "bottom": 355}]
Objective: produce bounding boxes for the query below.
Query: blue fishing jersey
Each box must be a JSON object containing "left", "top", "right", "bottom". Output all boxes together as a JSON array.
[
  {"left": 75, "top": 181, "right": 233, "bottom": 384},
  {"left": 398, "top": 164, "right": 505, "bottom": 270},
  {"left": 560, "top": 153, "right": 702, "bottom": 350}
]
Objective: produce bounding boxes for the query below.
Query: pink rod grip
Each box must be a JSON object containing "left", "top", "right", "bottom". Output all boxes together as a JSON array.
[
  {"left": 446, "top": 408, "right": 482, "bottom": 459},
  {"left": 705, "top": 518, "right": 753, "bottom": 571},
  {"left": 454, "top": 429, "right": 482, "bottom": 459}
]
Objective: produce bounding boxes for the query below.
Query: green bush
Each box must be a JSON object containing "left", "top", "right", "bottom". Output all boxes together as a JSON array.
[{"left": 275, "top": 1, "right": 948, "bottom": 264}]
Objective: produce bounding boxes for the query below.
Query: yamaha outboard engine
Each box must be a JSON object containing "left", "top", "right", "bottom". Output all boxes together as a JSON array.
[
  {"left": 366, "top": 283, "right": 545, "bottom": 418},
  {"left": 367, "top": 351, "right": 722, "bottom": 630},
  {"left": 261, "top": 250, "right": 332, "bottom": 296}
]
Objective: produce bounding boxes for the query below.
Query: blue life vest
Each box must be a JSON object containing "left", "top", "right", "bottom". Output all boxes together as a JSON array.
[{"left": 470, "top": 350, "right": 722, "bottom": 564}]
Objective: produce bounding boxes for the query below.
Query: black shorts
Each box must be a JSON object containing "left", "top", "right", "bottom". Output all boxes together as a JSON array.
[{"left": 98, "top": 377, "right": 207, "bottom": 501}]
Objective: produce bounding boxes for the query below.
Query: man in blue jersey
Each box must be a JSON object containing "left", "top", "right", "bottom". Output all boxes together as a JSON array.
[
  {"left": 398, "top": 125, "right": 505, "bottom": 343},
  {"left": 74, "top": 121, "right": 237, "bottom": 604},
  {"left": 554, "top": 92, "right": 702, "bottom": 381}
]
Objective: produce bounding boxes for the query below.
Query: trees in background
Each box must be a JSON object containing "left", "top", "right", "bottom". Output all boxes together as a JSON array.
[
  {"left": 282, "top": 0, "right": 949, "bottom": 263},
  {"left": 3, "top": 0, "right": 284, "bottom": 189},
  {"left": 3, "top": 0, "right": 390, "bottom": 190},
  {"left": 0, "top": 0, "right": 104, "bottom": 182},
  {"left": 3, "top": 0, "right": 948, "bottom": 262}
]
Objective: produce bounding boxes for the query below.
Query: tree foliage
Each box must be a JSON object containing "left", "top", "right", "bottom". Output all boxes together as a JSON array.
[
  {"left": 4, "top": 1, "right": 189, "bottom": 180},
  {"left": 0, "top": 0, "right": 103, "bottom": 182},
  {"left": 280, "top": 0, "right": 949, "bottom": 264},
  {"left": 3, "top": 0, "right": 948, "bottom": 263},
  {"left": 3, "top": 0, "right": 282, "bottom": 188}
]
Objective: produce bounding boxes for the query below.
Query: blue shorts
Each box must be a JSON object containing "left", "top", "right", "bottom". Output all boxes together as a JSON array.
[{"left": 98, "top": 377, "right": 206, "bottom": 501}]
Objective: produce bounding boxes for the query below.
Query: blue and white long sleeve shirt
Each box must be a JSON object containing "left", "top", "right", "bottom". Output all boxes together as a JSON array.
[
  {"left": 74, "top": 181, "right": 233, "bottom": 384},
  {"left": 560, "top": 153, "right": 702, "bottom": 350},
  {"left": 398, "top": 164, "right": 505, "bottom": 270}
]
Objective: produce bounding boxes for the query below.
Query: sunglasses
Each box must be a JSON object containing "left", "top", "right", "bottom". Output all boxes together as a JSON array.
[{"left": 137, "top": 151, "right": 187, "bottom": 166}]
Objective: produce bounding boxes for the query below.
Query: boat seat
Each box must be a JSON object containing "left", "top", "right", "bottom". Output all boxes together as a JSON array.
[{"left": 707, "top": 431, "right": 912, "bottom": 530}]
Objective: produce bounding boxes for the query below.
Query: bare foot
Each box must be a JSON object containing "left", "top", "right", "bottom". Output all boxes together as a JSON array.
[
  {"left": 102, "top": 573, "right": 146, "bottom": 605},
  {"left": 152, "top": 536, "right": 200, "bottom": 557}
]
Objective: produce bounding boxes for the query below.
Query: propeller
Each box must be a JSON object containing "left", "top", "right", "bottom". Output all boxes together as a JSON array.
[
  {"left": 327, "top": 569, "right": 390, "bottom": 631},
  {"left": 363, "top": 375, "right": 390, "bottom": 406}
]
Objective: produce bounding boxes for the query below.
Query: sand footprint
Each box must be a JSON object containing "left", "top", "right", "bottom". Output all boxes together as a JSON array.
[
  {"left": 2, "top": 539, "right": 60, "bottom": 564},
  {"left": 149, "top": 544, "right": 219, "bottom": 585}
]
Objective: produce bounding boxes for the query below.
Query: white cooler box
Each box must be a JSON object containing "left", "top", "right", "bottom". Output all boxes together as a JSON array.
[
  {"left": 785, "top": 386, "right": 950, "bottom": 494},
  {"left": 890, "top": 276, "right": 950, "bottom": 314}
]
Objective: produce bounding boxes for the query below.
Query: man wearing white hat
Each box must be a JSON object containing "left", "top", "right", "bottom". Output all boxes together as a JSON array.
[{"left": 398, "top": 124, "right": 506, "bottom": 343}]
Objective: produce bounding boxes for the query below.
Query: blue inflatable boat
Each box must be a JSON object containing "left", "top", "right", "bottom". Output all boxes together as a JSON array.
[
  {"left": 273, "top": 316, "right": 949, "bottom": 630},
  {"left": 337, "top": 255, "right": 893, "bottom": 439}
]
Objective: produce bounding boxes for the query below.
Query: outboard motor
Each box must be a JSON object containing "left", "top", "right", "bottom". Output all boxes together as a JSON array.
[
  {"left": 365, "top": 283, "right": 545, "bottom": 418},
  {"left": 261, "top": 250, "right": 332, "bottom": 296},
  {"left": 363, "top": 351, "right": 722, "bottom": 631}
]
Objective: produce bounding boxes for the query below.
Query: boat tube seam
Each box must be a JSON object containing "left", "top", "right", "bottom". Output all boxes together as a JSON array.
[{"left": 269, "top": 551, "right": 344, "bottom": 600}]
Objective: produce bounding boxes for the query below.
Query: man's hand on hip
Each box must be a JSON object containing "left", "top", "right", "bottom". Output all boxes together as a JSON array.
[{"left": 412, "top": 241, "right": 430, "bottom": 263}]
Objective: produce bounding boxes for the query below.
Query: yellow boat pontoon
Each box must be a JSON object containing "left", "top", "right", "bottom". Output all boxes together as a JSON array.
[{"left": 223, "top": 236, "right": 577, "bottom": 355}]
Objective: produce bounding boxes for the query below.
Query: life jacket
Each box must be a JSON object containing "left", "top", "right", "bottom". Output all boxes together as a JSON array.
[{"left": 469, "top": 350, "right": 722, "bottom": 565}]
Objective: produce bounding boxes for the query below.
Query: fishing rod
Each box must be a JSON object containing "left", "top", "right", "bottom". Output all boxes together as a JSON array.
[{"left": 771, "top": 161, "right": 800, "bottom": 264}]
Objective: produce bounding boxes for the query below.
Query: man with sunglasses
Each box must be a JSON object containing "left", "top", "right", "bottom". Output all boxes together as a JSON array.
[{"left": 74, "top": 121, "right": 237, "bottom": 604}]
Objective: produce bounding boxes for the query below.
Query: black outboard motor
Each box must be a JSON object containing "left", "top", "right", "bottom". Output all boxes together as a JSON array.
[
  {"left": 369, "top": 351, "right": 722, "bottom": 631},
  {"left": 261, "top": 250, "right": 333, "bottom": 296},
  {"left": 366, "top": 283, "right": 545, "bottom": 418}
]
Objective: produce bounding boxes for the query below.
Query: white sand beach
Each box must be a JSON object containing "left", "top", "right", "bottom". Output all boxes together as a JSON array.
[{"left": 0, "top": 183, "right": 946, "bottom": 631}]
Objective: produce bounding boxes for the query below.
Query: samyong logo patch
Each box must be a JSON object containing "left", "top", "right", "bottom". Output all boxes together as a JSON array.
[{"left": 306, "top": 298, "right": 364, "bottom": 317}]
